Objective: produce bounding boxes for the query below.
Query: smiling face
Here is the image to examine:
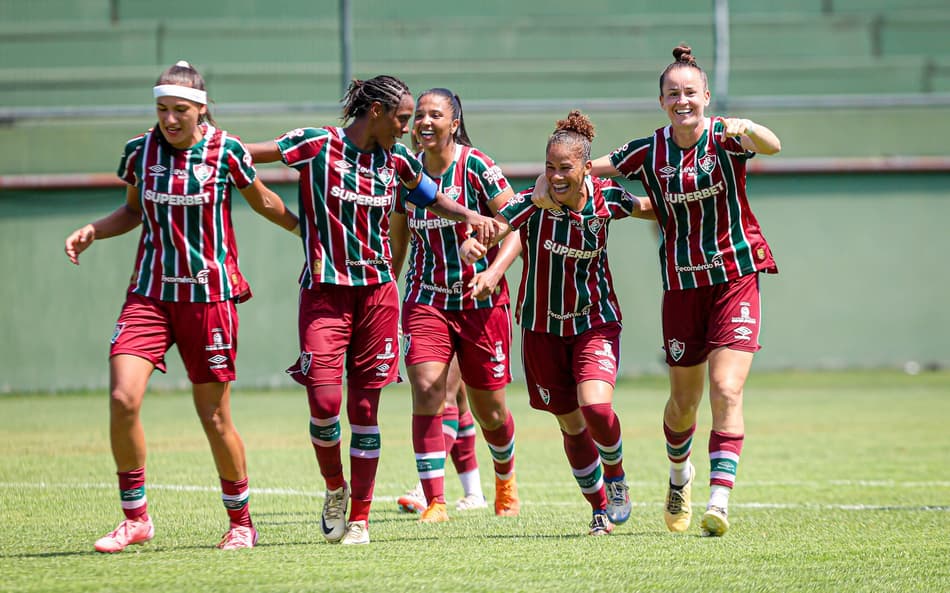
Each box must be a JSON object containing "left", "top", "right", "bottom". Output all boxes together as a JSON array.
[
  {"left": 544, "top": 141, "right": 591, "bottom": 208},
  {"left": 155, "top": 95, "right": 206, "bottom": 149},
  {"left": 413, "top": 93, "right": 458, "bottom": 153},
  {"left": 372, "top": 93, "right": 415, "bottom": 151},
  {"left": 659, "top": 66, "right": 710, "bottom": 130}
]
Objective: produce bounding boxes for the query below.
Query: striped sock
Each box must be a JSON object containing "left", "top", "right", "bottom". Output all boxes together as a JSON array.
[
  {"left": 582, "top": 403, "right": 624, "bottom": 480},
  {"left": 220, "top": 477, "right": 252, "bottom": 528},
  {"left": 442, "top": 405, "right": 459, "bottom": 457},
  {"left": 348, "top": 386, "right": 382, "bottom": 523},
  {"left": 452, "top": 410, "right": 482, "bottom": 497},
  {"left": 412, "top": 413, "right": 446, "bottom": 506},
  {"left": 561, "top": 429, "right": 607, "bottom": 511},
  {"left": 665, "top": 422, "right": 696, "bottom": 487},
  {"left": 117, "top": 467, "right": 148, "bottom": 520},
  {"left": 307, "top": 384, "right": 345, "bottom": 490},
  {"left": 482, "top": 410, "right": 515, "bottom": 480},
  {"left": 708, "top": 430, "right": 744, "bottom": 508}
]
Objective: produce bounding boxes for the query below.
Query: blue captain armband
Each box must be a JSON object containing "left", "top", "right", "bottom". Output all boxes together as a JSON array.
[{"left": 405, "top": 174, "right": 438, "bottom": 208}]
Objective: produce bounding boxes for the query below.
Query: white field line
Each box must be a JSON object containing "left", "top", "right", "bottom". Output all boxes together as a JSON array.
[{"left": 1, "top": 481, "right": 948, "bottom": 511}]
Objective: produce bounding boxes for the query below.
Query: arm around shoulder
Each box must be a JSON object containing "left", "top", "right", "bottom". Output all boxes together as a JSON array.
[{"left": 247, "top": 140, "right": 283, "bottom": 164}]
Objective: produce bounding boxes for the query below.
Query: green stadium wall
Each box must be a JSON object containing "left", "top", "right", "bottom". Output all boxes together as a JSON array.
[{"left": 1, "top": 173, "right": 948, "bottom": 393}]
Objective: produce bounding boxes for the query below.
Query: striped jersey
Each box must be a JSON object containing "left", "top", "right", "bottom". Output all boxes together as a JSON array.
[
  {"left": 609, "top": 116, "right": 777, "bottom": 291},
  {"left": 499, "top": 176, "right": 636, "bottom": 336},
  {"left": 395, "top": 144, "right": 511, "bottom": 310},
  {"left": 117, "top": 124, "right": 254, "bottom": 303},
  {"left": 276, "top": 126, "right": 423, "bottom": 287}
]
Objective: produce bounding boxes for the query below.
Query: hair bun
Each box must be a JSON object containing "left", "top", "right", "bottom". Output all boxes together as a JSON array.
[{"left": 174, "top": 60, "right": 192, "bottom": 68}]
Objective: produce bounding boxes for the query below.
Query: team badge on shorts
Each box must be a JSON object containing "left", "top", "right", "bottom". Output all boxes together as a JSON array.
[
  {"left": 667, "top": 339, "right": 685, "bottom": 362},
  {"left": 537, "top": 385, "right": 551, "bottom": 405},
  {"left": 111, "top": 323, "right": 126, "bottom": 344},
  {"left": 299, "top": 352, "right": 313, "bottom": 375}
]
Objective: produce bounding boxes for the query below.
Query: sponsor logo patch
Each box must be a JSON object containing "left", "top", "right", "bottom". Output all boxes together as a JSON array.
[{"left": 376, "top": 338, "right": 396, "bottom": 360}]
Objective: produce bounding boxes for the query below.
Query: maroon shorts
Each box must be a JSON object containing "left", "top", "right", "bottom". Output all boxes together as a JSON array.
[
  {"left": 402, "top": 302, "right": 512, "bottom": 391},
  {"left": 287, "top": 282, "right": 400, "bottom": 388},
  {"left": 522, "top": 323, "right": 621, "bottom": 416},
  {"left": 110, "top": 292, "right": 239, "bottom": 383},
  {"left": 661, "top": 272, "right": 762, "bottom": 367}
]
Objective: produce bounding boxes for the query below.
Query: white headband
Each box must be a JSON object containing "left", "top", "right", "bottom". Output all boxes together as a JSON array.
[{"left": 153, "top": 84, "right": 207, "bottom": 105}]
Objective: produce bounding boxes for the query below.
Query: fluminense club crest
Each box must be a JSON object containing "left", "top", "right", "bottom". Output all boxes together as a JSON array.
[
  {"left": 377, "top": 167, "right": 395, "bottom": 185},
  {"left": 299, "top": 352, "right": 313, "bottom": 375},
  {"left": 698, "top": 154, "right": 716, "bottom": 173},
  {"left": 537, "top": 385, "right": 551, "bottom": 405},
  {"left": 667, "top": 338, "right": 685, "bottom": 362},
  {"left": 443, "top": 185, "right": 461, "bottom": 199}
]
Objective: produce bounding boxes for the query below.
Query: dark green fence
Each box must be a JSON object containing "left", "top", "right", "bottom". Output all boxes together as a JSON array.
[{"left": 2, "top": 173, "right": 948, "bottom": 392}]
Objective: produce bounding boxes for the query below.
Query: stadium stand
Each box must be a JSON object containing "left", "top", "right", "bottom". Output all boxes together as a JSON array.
[{"left": 0, "top": 0, "right": 948, "bottom": 172}]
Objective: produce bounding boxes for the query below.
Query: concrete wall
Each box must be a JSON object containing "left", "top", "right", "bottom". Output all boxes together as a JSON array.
[{"left": 2, "top": 173, "right": 948, "bottom": 392}]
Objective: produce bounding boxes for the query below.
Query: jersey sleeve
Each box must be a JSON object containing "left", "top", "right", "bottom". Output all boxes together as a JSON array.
[
  {"left": 116, "top": 135, "right": 145, "bottom": 186},
  {"left": 467, "top": 149, "right": 510, "bottom": 202},
  {"left": 498, "top": 189, "right": 539, "bottom": 229},
  {"left": 392, "top": 142, "right": 425, "bottom": 186},
  {"left": 602, "top": 179, "right": 638, "bottom": 220},
  {"left": 275, "top": 127, "right": 329, "bottom": 169},
  {"left": 224, "top": 136, "right": 257, "bottom": 189},
  {"left": 609, "top": 136, "right": 652, "bottom": 178}
]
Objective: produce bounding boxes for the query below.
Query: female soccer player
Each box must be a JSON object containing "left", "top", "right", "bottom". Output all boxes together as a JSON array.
[
  {"left": 462, "top": 111, "right": 654, "bottom": 535},
  {"left": 64, "top": 60, "right": 300, "bottom": 552},
  {"left": 537, "top": 45, "right": 781, "bottom": 536},
  {"left": 389, "top": 88, "right": 522, "bottom": 523},
  {"left": 247, "top": 76, "right": 500, "bottom": 545}
]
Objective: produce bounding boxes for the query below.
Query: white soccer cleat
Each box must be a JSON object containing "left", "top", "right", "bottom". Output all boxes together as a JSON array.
[
  {"left": 604, "top": 475, "right": 632, "bottom": 525},
  {"left": 321, "top": 483, "right": 350, "bottom": 543},
  {"left": 455, "top": 493, "right": 489, "bottom": 511},
  {"left": 340, "top": 520, "right": 370, "bottom": 545},
  {"left": 396, "top": 483, "right": 426, "bottom": 514},
  {"left": 700, "top": 505, "right": 730, "bottom": 537}
]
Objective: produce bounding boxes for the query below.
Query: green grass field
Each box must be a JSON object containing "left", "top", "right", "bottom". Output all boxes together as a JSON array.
[{"left": 1, "top": 370, "right": 948, "bottom": 593}]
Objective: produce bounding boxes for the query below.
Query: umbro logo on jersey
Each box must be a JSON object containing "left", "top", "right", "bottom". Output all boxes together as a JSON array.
[
  {"left": 148, "top": 164, "right": 167, "bottom": 175},
  {"left": 334, "top": 160, "right": 353, "bottom": 173},
  {"left": 208, "top": 355, "right": 228, "bottom": 365},
  {"left": 659, "top": 165, "right": 677, "bottom": 178}
]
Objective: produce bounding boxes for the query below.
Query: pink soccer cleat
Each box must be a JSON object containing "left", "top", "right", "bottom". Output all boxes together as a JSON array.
[
  {"left": 217, "top": 525, "right": 258, "bottom": 550},
  {"left": 94, "top": 517, "right": 155, "bottom": 553}
]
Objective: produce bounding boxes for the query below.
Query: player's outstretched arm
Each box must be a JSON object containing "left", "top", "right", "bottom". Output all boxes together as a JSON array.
[{"left": 64, "top": 186, "right": 143, "bottom": 265}]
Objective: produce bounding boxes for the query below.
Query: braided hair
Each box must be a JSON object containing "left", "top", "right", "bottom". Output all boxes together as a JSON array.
[{"left": 341, "top": 75, "right": 411, "bottom": 124}]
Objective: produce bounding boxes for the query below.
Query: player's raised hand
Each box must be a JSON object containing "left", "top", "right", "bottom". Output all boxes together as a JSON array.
[{"left": 721, "top": 117, "right": 755, "bottom": 138}]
